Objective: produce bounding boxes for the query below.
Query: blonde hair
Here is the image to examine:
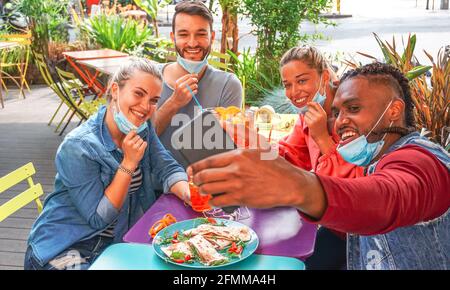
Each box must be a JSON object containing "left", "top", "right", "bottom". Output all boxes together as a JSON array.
[
  {"left": 105, "top": 57, "right": 162, "bottom": 102},
  {"left": 280, "top": 45, "right": 332, "bottom": 76}
]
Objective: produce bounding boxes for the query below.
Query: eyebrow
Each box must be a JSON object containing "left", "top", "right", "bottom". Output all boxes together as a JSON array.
[
  {"left": 135, "top": 87, "right": 148, "bottom": 95},
  {"left": 282, "top": 73, "right": 310, "bottom": 83},
  {"left": 342, "top": 97, "right": 360, "bottom": 106},
  {"left": 331, "top": 97, "right": 360, "bottom": 111},
  {"left": 176, "top": 28, "right": 208, "bottom": 34}
]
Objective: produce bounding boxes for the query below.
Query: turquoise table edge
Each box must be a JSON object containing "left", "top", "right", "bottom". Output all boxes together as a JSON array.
[{"left": 89, "top": 243, "right": 305, "bottom": 270}]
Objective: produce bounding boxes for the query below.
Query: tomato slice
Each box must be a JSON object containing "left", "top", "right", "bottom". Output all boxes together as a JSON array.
[{"left": 228, "top": 242, "right": 238, "bottom": 253}]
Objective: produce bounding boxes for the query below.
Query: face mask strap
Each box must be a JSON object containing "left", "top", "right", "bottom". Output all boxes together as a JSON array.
[
  {"left": 113, "top": 85, "right": 122, "bottom": 113},
  {"left": 380, "top": 121, "right": 394, "bottom": 141},
  {"left": 315, "top": 74, "right": 324, "bottom": 97},
  {"left": 367, "top": 99, "right": 393, "bottom": 138}
]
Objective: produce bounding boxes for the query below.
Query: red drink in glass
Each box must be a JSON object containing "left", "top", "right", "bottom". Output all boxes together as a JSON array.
[{"left": 189, "top": 181, "right": 212, "bottom": 212}]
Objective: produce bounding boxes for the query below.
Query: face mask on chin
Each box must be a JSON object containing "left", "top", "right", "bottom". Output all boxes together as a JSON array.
[
  {"left": 174, "top": 38, "right": 210, "bottom": 74},
  {"left": 176, "top": 54, "right": 209, "bottom": 74},
  {"left": 112, "top": 87, "right": 148, "bottom": 135},
  {"left": 337, "top": 100, "right": 394, "bottom": 166}
]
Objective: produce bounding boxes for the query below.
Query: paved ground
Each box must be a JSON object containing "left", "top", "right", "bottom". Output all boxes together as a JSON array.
[{"left": 0, "top": 86, "right": 78, "bottom": 269}]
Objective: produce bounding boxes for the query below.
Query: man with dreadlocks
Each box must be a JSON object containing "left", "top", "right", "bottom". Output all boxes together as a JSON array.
[{"left": 187, "top": 62, "right": 450, "bottom": 270}]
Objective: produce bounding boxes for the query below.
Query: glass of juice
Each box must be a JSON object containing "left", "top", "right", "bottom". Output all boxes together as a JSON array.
[
  {"left": 189, "top": 180, "right": 212, "bottom": 212},
  {"left": 225, "top": 110, "right": 256, "bottom": 148}
]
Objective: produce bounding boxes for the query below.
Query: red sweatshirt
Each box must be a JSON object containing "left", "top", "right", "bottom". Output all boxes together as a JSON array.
[{"left": 301, "top": 145, "right": 450, "bottom": 235}]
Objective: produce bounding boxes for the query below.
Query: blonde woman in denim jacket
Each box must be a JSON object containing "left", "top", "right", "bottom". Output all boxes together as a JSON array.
[{"left": 25, "top": 58, "right": 190, "bottom": 270}]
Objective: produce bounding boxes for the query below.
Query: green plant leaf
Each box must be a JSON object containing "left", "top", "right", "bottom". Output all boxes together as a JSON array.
[{"left": 405, "top": 65, "right": 432, "bottom": 81}]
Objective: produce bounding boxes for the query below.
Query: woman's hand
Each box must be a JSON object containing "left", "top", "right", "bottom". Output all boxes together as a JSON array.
[
  {"left": 170, "top": 180, "right": 191, "bottom": 205},
  {"left": 304, "top": 102, "right": 335, "bottom": 154},
  {"left": 121, "top": 130, "right": 147, "bottom": 170}
]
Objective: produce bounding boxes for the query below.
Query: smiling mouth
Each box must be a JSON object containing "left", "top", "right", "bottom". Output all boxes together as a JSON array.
[
  {"left": 130, "top": 109, "right": 147, "bottom": 122},
  {"left": 339, "top": 129, "right": 360, "bottom": 145},
  {"left": 184, "top": 48, "right": 204, "bottom": 57},
  {"left": 293, "top": 97, "right": 308, "bottom": 107}
]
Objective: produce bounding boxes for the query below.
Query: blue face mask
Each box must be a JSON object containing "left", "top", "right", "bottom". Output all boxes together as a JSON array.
[
  {"left": 177, "top": 54, "right": 208, "bottom": 74},
  {"left": 295, "top": 75, "right": 327, "bottom": 115},
  {"left": 337, "top": 100, "right": 393, "bottom": 166},
  {"left": 113, "top": 88, "right": 148, "bottom": 135},
  {"left": 174, "top": 37, "right": 209, "bottom": 74}
]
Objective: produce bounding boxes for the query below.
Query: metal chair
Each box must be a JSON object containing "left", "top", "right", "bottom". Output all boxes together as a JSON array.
[{"left": 0, "top": 162, "right": 44, "bottom": 222}]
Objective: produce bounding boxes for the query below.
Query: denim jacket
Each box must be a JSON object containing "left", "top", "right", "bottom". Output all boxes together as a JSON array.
[
  {"left": 347, "top": 132, "right": 450, "bottom": 270},
  {"left": 27, "top": 106, "right": 187, "bottom": 266}
]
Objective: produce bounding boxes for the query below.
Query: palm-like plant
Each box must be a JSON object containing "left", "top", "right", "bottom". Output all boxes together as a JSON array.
[
  {"left": 82, "top": 14, "right": 153, "bottom": 53},
  {"left": 413, "top": 48, "right": 450, "bottom": 149}
]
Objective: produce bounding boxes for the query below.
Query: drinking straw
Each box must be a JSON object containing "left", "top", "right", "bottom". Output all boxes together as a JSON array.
[
  {"left": 186, "top": 84, "right": 203, "bottom": 111},
  {"left": 241, "top": 75, "right": 246, "bottom": 112},
  {"left": 268, "top": 124, "right": 273, "bottom": 143}
]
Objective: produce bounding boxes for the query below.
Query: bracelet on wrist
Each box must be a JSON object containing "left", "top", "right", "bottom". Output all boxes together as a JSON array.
[{"left": 118, "top": 164, "right": 135, "bottom": 176}]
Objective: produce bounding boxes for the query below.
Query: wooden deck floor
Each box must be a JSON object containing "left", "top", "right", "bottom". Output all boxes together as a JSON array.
[{"left": 0, "top": 86, "right": 80, "bottom": 269}]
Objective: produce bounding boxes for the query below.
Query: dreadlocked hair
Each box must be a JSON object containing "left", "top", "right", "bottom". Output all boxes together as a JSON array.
[
  {"left": 380, "top": 126, "right": 415, "bottom": 137},
  {"left": 340, "top": 62, "right": 416, "bottom": 128}
]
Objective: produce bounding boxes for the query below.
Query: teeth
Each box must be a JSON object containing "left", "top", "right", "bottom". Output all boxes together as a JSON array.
[
  {"left": 342, "top": 131, "right": 357, "bottom": 140},
  {"left": 132, "top": 110, "right": 145, "bottom": 118},
  {"left": 295, "top": 98, "right": 306, "bottom": 104}
]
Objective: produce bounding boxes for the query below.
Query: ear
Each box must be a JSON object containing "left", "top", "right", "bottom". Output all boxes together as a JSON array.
[
  {"left": 322, "top": 69, "right": 330, "bottom": 86},
  {"left": 170, "top": 31, "right": 175, "bottom": 43},
  {"left": 111, "top": 83, "right": 119, "bottom": 102},
  {"left": 210, "top": 30, "right": 216, "bottom": 43},
  {"left": 389, "top": 99, "right": 405, "bottom": 123}
]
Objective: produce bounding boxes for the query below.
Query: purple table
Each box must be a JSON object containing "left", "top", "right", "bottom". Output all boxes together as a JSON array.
[{"left": 124, "top": 194, "right": 317, "bottom": 261}]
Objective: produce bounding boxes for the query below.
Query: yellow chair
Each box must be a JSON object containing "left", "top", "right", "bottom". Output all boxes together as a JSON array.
[
  {"left": 0, "top": 32, "right": 32, "bottom": 101},
  {"left": 208, "top": 50, "right": 231, "bottom": 72},
  {"left": 0, "top": 162, "right": 44, "bottom": 222},
  {"left": 55, "top": 67, "right": 106, "bottom": 135},
  {"left": 34, "top": 52, "right": 74, "bottom": 129}
]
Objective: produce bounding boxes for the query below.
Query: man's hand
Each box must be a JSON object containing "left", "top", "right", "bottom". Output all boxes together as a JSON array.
[
  {"left": 170, "top": 74, "right": 199, "bottom": 108},
  {"left": 187, "top": 149, "right": 328, "bottom": 219},
  {"left": 153, "top": 74, "right": 199, "bottom": 136}
]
